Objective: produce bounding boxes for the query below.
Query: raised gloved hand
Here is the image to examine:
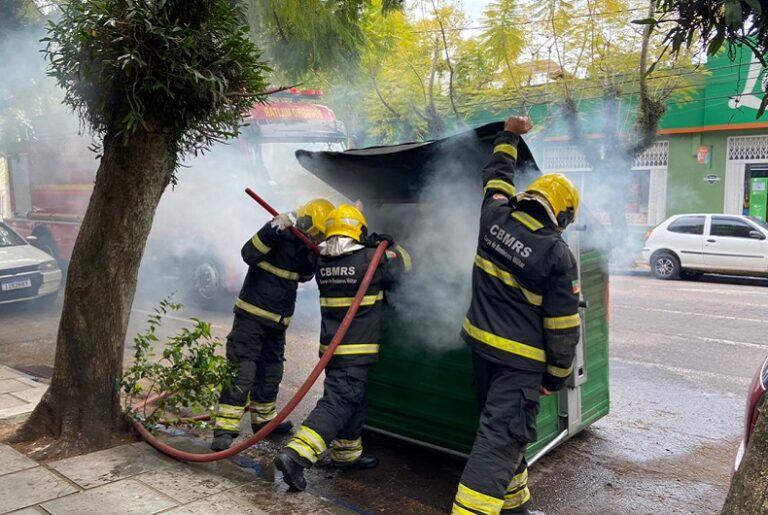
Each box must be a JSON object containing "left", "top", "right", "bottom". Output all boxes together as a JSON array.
[
  {"left": 504, "top": 115, "right": 532, "bottom": 136},
  {"left": 367, "top": 232, "right": 395, "bottom": 248},
  {"left": 271, "top": 211, "right": 297, "bottom": 231}
]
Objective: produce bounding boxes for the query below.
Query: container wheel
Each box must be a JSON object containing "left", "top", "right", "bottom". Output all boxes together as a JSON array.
[{"left": 651, "top": 252, "right": 680, "bottom": 280}]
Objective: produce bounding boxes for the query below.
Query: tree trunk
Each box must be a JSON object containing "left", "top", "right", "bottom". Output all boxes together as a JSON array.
[
  {"left": 722, "top": 394, "right": 768, "bottom": 514},
  {"left": 15, "top": 127, "right": 176, "bottom": 455}
]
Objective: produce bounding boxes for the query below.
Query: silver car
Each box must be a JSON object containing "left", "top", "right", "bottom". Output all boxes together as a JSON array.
[{"left": 0, "top": 222, "right": 61, "bottom": 306}]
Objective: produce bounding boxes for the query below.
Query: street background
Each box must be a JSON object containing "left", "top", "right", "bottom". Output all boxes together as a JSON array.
[{"left": 0, "top": 272, "right": 763, "bottom": 514}]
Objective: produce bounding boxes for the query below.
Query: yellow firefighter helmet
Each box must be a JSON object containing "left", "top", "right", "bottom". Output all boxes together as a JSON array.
[
  {"left": 526, "top": 173, "right": 580, "bottom": 229},
  {"left": 297, "top": 198, "right": 335, "bottom": 236},
  {"left": 325, "top": 204, "right": 368, "bottom": 242}
]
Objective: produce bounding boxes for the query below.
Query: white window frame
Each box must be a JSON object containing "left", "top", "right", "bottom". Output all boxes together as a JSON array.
[{"left": 537, "top": 142, "right": 668, "bottom": 226}]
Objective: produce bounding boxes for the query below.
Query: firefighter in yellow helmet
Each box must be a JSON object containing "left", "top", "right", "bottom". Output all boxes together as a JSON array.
[
  {"left": 274, "top": 203, "right": 412, "bottom": 491},
  {"left": 211, "top": 198, "right": 334, "bottom": 451},
  {"left": 452, "top": 117, "right": 581, "bottom": 515}
]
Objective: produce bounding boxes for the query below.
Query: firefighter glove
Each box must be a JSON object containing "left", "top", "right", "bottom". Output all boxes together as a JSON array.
[
  {"left": 367, "top": 232, "right": 395, "bottom": 248},
  {"left": 542, "top": 372, "right": 567, "bottom": 393},
  {"left": 272, "top": 211, "right": 297, "bottom": 232}
]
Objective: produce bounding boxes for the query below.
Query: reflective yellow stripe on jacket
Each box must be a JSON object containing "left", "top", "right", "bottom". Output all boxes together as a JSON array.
[
  {"left": 251, "top": 234, "right": 271, "bottom": 254},
  {"left": 256, "top": 261, "right": 300, "bottom": 281},
  {"left": 473, "top": 254, "right": 543, "bottom": 306},
  {"left": 511, "top": 211, "right": 544, "bottom": 231},
  {"left": 319, "top": 291, "right": 383, "bottom": 308},
  {"left": 547, "top": 364, "right": 574, "bottom": 378},
  {"left": 543, "top": 313, "right": 581, "bottom": 330},
  {"left": 463, "top": 318, "right": 546, "bottom": 363},
  {"left": 494, "top": 143, "right": 518, "bottom": 160},
  {"left": 235, "top": 298, "right": 291, "bottom": 327},
  {"left": 484, "top": 179, "right": 516, "bottom": 197},
  {"left": 319, "top": 343, "right": 380, "bottom": 356},
  {"left": 395, "top": 245, "right": 413, "bottom": 272}
]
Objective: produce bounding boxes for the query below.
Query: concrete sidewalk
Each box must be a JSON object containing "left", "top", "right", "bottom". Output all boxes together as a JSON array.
[
  {"left": 0, "top": 366, "right": 48, "bottom": 420},
  {"left": 0, "top": 365, "right": 354, "bottom": 515}
]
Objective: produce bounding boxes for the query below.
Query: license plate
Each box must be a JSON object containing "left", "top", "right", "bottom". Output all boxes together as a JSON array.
[{"left": 1, "top": 278, "right": 32, "bottom": 291}]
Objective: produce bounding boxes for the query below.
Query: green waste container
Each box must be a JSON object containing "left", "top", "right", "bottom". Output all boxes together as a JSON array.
[{"left": 297, "top": 123, "right": 610, "bottom": 461}]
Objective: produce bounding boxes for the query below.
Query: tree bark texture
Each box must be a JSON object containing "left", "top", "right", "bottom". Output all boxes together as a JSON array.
[
  {"left": 722, "top": 394, "right": 768, "bottom": 514},
  {"left": 17, "top": 128, "right": 176, "bottom": 453}
]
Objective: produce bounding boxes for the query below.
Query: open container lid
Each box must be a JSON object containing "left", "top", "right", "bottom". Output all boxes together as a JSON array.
[{"left": 295, "top": 122, "right": 540, "bottom": 203}]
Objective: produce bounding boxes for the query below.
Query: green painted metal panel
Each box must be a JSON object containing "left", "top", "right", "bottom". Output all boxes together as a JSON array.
[
  {"left": 366, "top": 243, "right": 610, "bottom": 456},
  {"left": 749, "top": 178, "right": 768, "bottom": 221},
  {"left": 577, "top": 249, "right": 610, "bottom": 429}
]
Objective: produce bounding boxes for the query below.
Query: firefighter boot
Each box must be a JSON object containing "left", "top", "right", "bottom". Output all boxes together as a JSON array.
[
  {"left": 210, "top": 432, "right": 235, "bottom": 452},
  {"left": 331, "top": 455, "right": 379, "bottom": 470},
  {"left": 252, "top": 419, "right": 294, "bottom": 435},
  {"left": 274, "top": 450, "right": 307, "bottom": 491}
]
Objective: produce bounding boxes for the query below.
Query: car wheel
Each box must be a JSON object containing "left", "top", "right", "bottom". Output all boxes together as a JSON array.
[
  {"left": 651, "top": 252, "right": 680, "bottom": 280},
  {"left": 679, "top": 270, "right": 703, "bottom": 281},
  {"left": 185, "top": 254, "right": 225, "bottom": 309}
]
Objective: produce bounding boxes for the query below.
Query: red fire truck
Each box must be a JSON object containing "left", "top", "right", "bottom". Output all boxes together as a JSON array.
[{"left": 4, "top": 89, "right": 346, "bottom": 306}]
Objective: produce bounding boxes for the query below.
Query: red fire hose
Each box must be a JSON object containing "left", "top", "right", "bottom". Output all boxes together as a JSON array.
[
  {"left": 133, "top": 211, "right": 388, "bottom": 461},
  {"left": 244, "top": 188, "right": 321, "bottom": 255}
]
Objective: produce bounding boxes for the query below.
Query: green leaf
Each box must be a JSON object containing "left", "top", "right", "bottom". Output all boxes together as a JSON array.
[
  {"left": 758, "top": 96, "right": 768, "bottom": 119},
  {"left": 707, "top": 31, "right": 727, "bottom": 56},
  {"left": 724, "top": 0, "right": 744, "bottom": 28},
  {"left": 631, "top": 18, "right": 657, "bottom": 25},
  {"left": 743, "top": 0, "right": 762, "bottom": 15}
]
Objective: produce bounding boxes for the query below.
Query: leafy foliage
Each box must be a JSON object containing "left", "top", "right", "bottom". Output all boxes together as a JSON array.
[
  {"left": 649, "top": 0, "right": 768, "bottom": 116},
  {"left": 245, "top": 0, "right": 404, "bottom": 82},
  {"left": 42, "top": 0, "right": 271, "bottom": 157},
  {"left": 651, "top": 0, "right": 766, "bottom": 61},
  {"left": 122, "top": 298, "right": 235, "bottom": 430}
]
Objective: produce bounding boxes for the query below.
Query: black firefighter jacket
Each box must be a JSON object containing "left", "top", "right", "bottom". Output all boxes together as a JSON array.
[
  {"left": 234, "top": 220, "right": 316, "bottom": 329},
  {"left": 316, "top": 243, "right": 411, "bottom": 368},
  {"left": 461, "top": 131, "right": 581, "bottom": 391}
]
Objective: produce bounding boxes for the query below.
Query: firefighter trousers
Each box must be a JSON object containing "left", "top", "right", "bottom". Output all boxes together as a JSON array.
[
  {"left": 284, "top": 366, "right": 368, "bottom": 467},
  {"left": 214, "top": 314, "right": 287, "bottom": 436},
  {"left": 452, "top": 353, "right": 542, "bottom": 515}
]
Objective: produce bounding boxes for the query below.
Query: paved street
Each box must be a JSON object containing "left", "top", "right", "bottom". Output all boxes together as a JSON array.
[{"left": 0, "top": 272, "right": 764, "bottom": 514}]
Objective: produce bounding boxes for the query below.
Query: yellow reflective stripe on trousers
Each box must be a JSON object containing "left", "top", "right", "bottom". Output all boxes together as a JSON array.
[
  {"left": 543, "top": 313, "right": 581, "bottom": 330},
  {"left": 396, "top": 245, "right": 413, "bottom": 272},
  {"left": 250, "top": 401, "right": 277, "bottom": 424},
  {"left": 286, "top": 439, "right": 319, "bottom": 463},
  {"left": 319, "top": 343, "right": 380, "bottom": 356},
  {"left": 511, "top": 211, "right": 544, "bottom": 231},
  {"left": 331, "top": 437, "right": 363, "bottom": 463},
  {"left": 217, "top": 403, "right": 245, "bottom": 417},
  {"left": 463, "top": 319, "right": 546, "bottom": 363},
  {"left": 473, "top": 255, "right": 543, "bottom": 306},
  {"left": 256, "top": 261, "right": 299, "bottom": 281},
  {"left": 503, "top": 487, "right": 531, "bottom": 510},
  {"left": 484, "top": 179, "right": 516, "bottom": 197},
  {"left": 251, "top": 234, "right": 271, "bottom": 254},
  {"left": 234, "top": 298, "right": 290, "bottom": 327},
  {"left": 451, "top": 503, "right": 478, "bottom": 515},
  {"left": 547, "top": 364, "right": 574, "bottom": 378},
  {"left": 507, "top": 468, "right": 528, "bottom": 492},
  {"left": 455, "top": 483, "right": 504, "bottom": 514},
  {"left": 214, "top": 403, "right": 243, "bottom": 431},
  {"left": 319, "top": 291, "right": 383, "bottom": 308},
  {"left": 494, "top": 143, "right": 518, "bottom": 160}
]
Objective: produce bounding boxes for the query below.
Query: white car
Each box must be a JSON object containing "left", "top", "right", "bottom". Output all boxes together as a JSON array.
[
  {"left": 0, "top": 222, "right": 61, "bottom": 305},
  {"left": 642, "top": 214, "right": 768, "bottom": 280}
]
